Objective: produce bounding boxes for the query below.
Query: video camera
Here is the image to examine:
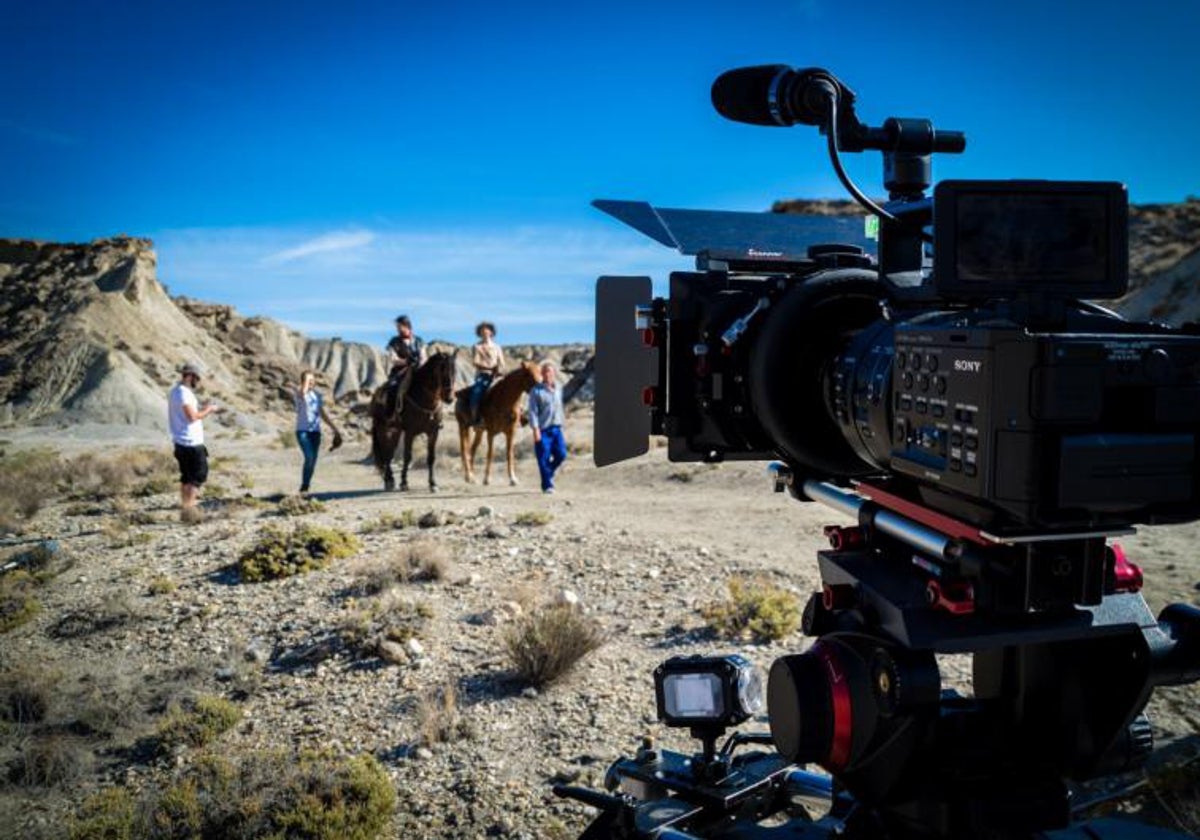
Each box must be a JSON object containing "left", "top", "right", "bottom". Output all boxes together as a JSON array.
[{"left": 559, "top": 65, "right": 1200, "bottom": 839}]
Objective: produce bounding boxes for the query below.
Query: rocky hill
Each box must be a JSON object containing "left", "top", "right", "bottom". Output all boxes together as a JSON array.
[{"left": 0, "top": 237, "right": 594, "bottom": 435}]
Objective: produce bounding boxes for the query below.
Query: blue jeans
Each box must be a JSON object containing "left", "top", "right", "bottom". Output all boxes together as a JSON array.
[
  {"left": 468, "top": 372, "right": 493, "bottom": 417},
  {"left": 534, "top": 425, "right": 567, "bottom": 490},
  {"left": 296, "top": 430, "right": 321, "bottom": 490}
]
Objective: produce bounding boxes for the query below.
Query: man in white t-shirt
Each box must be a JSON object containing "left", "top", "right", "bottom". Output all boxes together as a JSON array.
[{"left": 168, "top": 361, "right": 222, "bottom": 516}]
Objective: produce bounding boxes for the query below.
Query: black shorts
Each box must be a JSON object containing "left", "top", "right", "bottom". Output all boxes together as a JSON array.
[{"left": 174, "top": 444, "right": 209, "bottom": 487}]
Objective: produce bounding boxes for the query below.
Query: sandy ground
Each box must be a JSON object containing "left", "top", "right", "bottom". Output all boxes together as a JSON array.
[{"left": 2, "top": 408, "right": 1198, "bottom": 837}]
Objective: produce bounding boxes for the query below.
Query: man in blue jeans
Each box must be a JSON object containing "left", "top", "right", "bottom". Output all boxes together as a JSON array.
[{"left": 528, "top": 361, "right": 567, "bottom": 494}]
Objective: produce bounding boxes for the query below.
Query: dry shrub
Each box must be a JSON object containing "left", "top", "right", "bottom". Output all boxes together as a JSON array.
[
  {"left": 701, "top": 576, "right": 800, "bottom": 643},
  {"left": 277, "top": 494, "right": 326, "bottom": 516},
  {"left": 354, "top": 541, "right": 451, "bottom": 594},
  {"left": 147, "top": 575, "right": 177, "bottom": 596},
  {"left": 504, "top": 605, "right": 604, "bottom": 689},
  {"left": 50, "top": 592, "right": 143, "bottom": 639},
  {"left": 359, "top": 510, "right": 418, "bottom": 534},
  {"left": 237, "top": 524, "right": 359, "bottom": 582},
  {"left": 12, "top": 733, "right": 94, "bottom": 787},
  {"left": 415, "top": 681, "right": 475, "bottom": 746},
  {"left": 0, "top": 665, "right": 59, "bottom": 724},
  {"left": 67, "top": 449, "right": 174, "bottom": 501},
  {"left": 340, "top": 592, "right": 433, "bottom": 654},
  {"left": 0, "top": 571, "right": 41, "bottom": 634},
  {"left": 0, "top": 449, "right": 64, "bottom": 532},
  {"left": 100, "top": 519, "right": 153, "bottom": 549},
  {"left": 69, "top": 749, "right": 395, "bottom": 840},
  {"left": 513, "top": 510, "right": 552, "bottom": 527}
]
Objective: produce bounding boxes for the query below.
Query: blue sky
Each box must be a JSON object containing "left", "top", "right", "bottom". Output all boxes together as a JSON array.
[{"left": 4, "top": 0, "right": 1197, "bottom": 345}]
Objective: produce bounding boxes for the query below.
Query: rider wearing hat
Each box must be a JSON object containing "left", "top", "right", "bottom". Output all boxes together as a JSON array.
[{"left": 468, "top": 320, "right": 505, "bottom": 425}]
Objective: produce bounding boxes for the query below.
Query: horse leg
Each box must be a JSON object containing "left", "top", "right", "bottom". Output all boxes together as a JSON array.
[
  {"left": 400, "top": 430, "right": 412, "bottom": 492},
  {"left": 427, "top": 428, "right": 438, "bottom": 493},
  {"left": 470, "top": 429, "right": 484, "bottom": 484},
  {"left": 459, "top": 422, "right": 474, "bottom": 484},
  {"left": 483, "top": 432, "right": 495, "bottom": 486},
  {"left": 375, "top": 422, "right": 396, "bottom": 491},
  {"left": 507, "top": 425, "right": 519, "bottom": 486}
]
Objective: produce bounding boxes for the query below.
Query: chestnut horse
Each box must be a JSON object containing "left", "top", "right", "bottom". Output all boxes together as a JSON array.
[
  {"left": 455, "top": 361, "right": 539, "bottom": 485},
  {"left": 370, "top": 352, "right": 456, "bottom": 492}
]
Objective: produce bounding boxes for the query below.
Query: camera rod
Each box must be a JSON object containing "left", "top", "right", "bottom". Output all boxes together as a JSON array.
[{"left": 798, "top": 477, "right": 961, "bottom": 563}]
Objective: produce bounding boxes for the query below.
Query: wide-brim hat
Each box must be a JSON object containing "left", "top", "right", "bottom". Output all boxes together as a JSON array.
[{"left": 179, "top": 361, "right": 206, "bottom": 377}]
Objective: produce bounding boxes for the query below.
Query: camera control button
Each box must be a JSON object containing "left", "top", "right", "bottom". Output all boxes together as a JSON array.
[
  {"left": 902, "top": 372, "right": 914, "bottom": 389},
  {"left": 899, "top": 395, "right": 913, "bottom": 412},
  {"left": 926, "top": 355, "right": 938, "bottom": 372},
  {"left": 949, "top": 457, "right": 962, "bottom": 472},
  {"left": 915, "top": 398, "right": 928, "bottom": 415},
  {"left": 950, "top": 431, "right": 963, "bottom": 446},
  {"left": 932, "top": 403, "right": 945, "bottom": 418},
  {"left": 964, "top": 435, "right": 978, "bottom": 451},
  {"left": 964, "top": 462, "right": 978, "bottom": 477},
  {"left": 896, "top": 352, "right": 908, "bottom": 369},
  {"left": 935, "top": 376, "right": 947, "bottom": 395},
  {"left": 918, "top": 374, "right": 931, "bottom": 392}
]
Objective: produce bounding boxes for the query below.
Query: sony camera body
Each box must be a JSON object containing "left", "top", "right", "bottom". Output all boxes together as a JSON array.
[{"left": 570, "top": 64, "right": 1200, "bottom": 840}]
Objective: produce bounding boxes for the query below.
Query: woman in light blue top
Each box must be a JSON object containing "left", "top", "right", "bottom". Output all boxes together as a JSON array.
[{"left": 292, "top": 370, "right": 342, "bottom": 494}]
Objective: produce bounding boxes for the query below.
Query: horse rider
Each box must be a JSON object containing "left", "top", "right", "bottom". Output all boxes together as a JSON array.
[
  {"left": 385, "top": 314, "right": 426, "bottom": 417},
  {"left": 468, "top": 321, "right": 505, "bottom": 426}
]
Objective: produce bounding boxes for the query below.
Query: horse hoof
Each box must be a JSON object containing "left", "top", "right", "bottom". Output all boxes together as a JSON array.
[
  {"left": 400, "top": 484, "right": 409, "bottom": 492},
  {"left": 384, "top": 480, "right": 395, "bottom": 491},
  {"left": 509, "top": 477, "right": 519, "bottom": 487},
  {"left": 429, "top": 486, "right": 439, "bottom": 494}
]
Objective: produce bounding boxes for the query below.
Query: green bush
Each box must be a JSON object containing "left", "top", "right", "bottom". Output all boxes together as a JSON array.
[
  {"left": 0, "top": 448, "right": 63, "bottom": 531},
  {"left": 155, "top": 694, "right": 242, "bottom": 752},
  {"left": 70, "top": 750, "right": 396, "bottom": 840},
  {"left": 504, "top": 605, "right": 604, "bottom": 688},
  {"left": 701, "top": 577, "right": 800, "bottom": 642},
  {"left": 238, "top": 524, "right": 360, "bottom": 582}
]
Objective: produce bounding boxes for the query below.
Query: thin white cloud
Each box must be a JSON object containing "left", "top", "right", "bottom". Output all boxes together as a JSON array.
[
  {"left": 262, "top": 229, "right": 376, "bottom": 264},
  {"left": 154, "top": 222, "right": 687, "bottom": 345}
]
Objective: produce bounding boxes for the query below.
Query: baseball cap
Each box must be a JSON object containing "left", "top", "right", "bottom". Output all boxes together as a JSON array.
[{"left": 180, "top": 361, "right": 206, "bottom": 377}]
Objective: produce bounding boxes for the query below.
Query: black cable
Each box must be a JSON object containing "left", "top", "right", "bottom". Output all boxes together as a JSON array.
[{"left": 823, "top": 95, "right": 935, "bottom": 245}]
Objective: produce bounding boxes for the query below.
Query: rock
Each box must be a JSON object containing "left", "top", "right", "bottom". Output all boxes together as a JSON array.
[
  {"left": 478, "top": 601, "right": 523, "bottom": 626},
  {"left": 405, "top": 638, "right": 425, "bottom": 658},
  {"left": 244, "top": 639, "right": 269, "bottom": 663},
  {"left": 419, "top": 510, "right": 446, "bottom": 528},
  {"left": 556, "top": 589, "right": 580, "bottom": 608},
  {"left": 484, "top": 525, "right": 506, "bottom": 539},
  {"left": 478, "top": 505, "right": 495, "bottom": 518},
  {"left": 521, "top": 686, "right": 539, "bottom": 699},
  {"left": 377, "top": 640, "right": 408, "bottom": 665},
  {"left": 215, "top": 666, "right": 236, "bottom": 682},
  {"left": 415, "top": 747, "right": 434, "bottom": 760}
]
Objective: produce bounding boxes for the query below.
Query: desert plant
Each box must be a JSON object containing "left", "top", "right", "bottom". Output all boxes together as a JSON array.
[
  {"left": 0, "top": 571, "right": 41, "bottom": 634},
  {"left": 146, "top": 575, "right": 178, "bottom": 596},
  {"left": 278, "top": 494, "right": 326, "bottom": 516},
  {"left": 340, "top": 591, "right": 433, "bottom": 654},
  {"left": 0, "top": 664, "right": 59, "bottom": 724},
  {"left": 359, "top": 509, "right": 419, "bottom": 534},
  {"left": 513, "top": 510, "right": 553, "bottom": 527},
  {"left": 0, "top": 448, "right": 64, "bottom": 532},
  {"left": 353, "top": 542, "right": 451, "bottom": 595},
  {"left": 13, "top": 733, "right": 94, "bottom": 787},
  {"left": 154, "top": 694, "right": 242, "bottom": 753},
  {"left": 415, "top": 681, "right": 475, "bottom": 746},
  {"left": 278, "top": 430, "right": 297, "bottom": 449},
  {"left": 70, "top": 749, "right": 395, "bottom": 840},
  {"left": 504, "top": 605, "right": 604, "bottom": 688},
  {"left": 237, "top": 524, "right": 359, "bottom": 582},
  {"left": 701, "top": 576, "right": 800, "bottom": 643}
]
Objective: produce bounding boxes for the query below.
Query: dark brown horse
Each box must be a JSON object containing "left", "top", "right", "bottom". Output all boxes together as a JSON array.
[
  {"left": 455, "top": 361, "right": 539, "bottom": 485},
  {"left": 370, "top": 352, "right": 456, "bottom": 492}
]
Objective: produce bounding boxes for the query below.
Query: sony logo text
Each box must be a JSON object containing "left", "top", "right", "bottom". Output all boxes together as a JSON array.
[{"left": 953, "top": 359, "right": 983, "bottom": 373}]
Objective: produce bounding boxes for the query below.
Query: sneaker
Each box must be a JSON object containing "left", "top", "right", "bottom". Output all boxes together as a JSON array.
[{"left": 543, "top": 487, "right": 555, "bottom": 495}]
